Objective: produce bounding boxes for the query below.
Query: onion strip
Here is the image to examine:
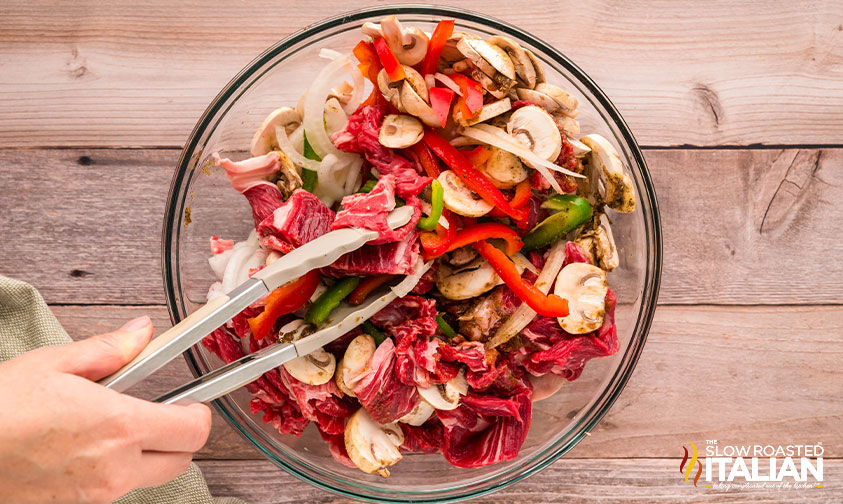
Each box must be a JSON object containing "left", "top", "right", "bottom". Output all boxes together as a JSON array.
[
  {"left": 275, "top": 125, "right": 321, "bottom": 172},
  {"left": 486, "top": 238, "right": 567, "bottom": 349},
  {"left": 303, "top": 55, "right": 355, "bottom": 160},
  {"left": 434, "top": 72, "right": 463, "bottom": 96}
]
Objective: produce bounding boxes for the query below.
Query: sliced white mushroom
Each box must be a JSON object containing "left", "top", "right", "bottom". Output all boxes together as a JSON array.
[
  {"left": 283, "top": 347, "right": 335, "bottom": 385},
  {"left": 417, "top": 370, "right": 468, "bottom": 411},
  {"left": 336, "top": 333, "right": 377, "bottom": 397},
  {"left": 555, "top": 262, "right": 608, "bottom": 334},
  {"left": 438, "top": 170, "right": 493, "bottom": 217},
  {"left": 469, "top": 67, "right": 512, "bottom": 99},
  {"left": 515, "top": 87, "right": 559, "bottom": 113},
  {"left": 250, "top": 107, "right": 302, "bottom": 156},
  {"left": 379, "top": 114, "right": 423, "bottom": 149},
  {"left": 435, "top": 253, "right": 525, "bottom": 300},
  {"left": 523, "top": 48, "right": 546, "bottom": 84},
  {"left": 397, "top": 399, "right": 435, "bottom": 426},
  {"left": 344, "top": 408, "right": 403, "bottom": 477},
  {"left": 567, "top": 137, "right": 592, "bottom": 158},
  {"left": 535, "top": 83, "right": 578, "bottom": 117},
  {"left": 329, "top": 81, "right": 355, "bottom": 106},
  {"left": 488, "top": 35, "right": 536, "bottom": 88},
  {"left": 529, "top": 373, "right": 566, "bottom": 402},
  {"left": 458, "top": 98, "right": 512, "bottom": 127},
  {"left": 579, "top": 134, "right": 636, "bottom": 213},
  {"left": 275, "top": 150, "right": 304, "bottom": 198},
  {"left": 398, "top": 66, "right": 439, "bottom": 127},
  {"left": 323, "top": 97, "right": 348, "bottom": 137},
  {"left": 377, "top": 69, "right": 404, "bottom": 112},
  {"left": 441, "top": 31, "right": 480, "bottom": 62},
  {"left": 361, "top": 22, "right": 383, "bottom": 38},
  {"left": 381, "top": 15, "right": 429, "bottom": 66},
  {"left": 507, "top": 105, "right": 563, "bottom": 162},
  {"left": 576, "top": 213, "right": 619, "bottom": 272},
  {"left": 552, "top": 113, "right": 580, "bottom": 137},
  {"left": 457, "top": 38, "right": 515, "bottom": 81},
  {"left": 480, "top": 146, "right": 528, "bottom": 189}
]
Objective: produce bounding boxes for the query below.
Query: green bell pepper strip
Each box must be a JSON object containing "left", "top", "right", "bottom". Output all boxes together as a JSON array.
[
  {"left": 436, "top": 313, "right": 458, "bottom": 339},
  {"left": 305, "top": 276, "right": 360, "bottom": 326},
  {"left": 361, "top": 321, "right": 388, "bottom": 346},
  {"left": 416, "top": 180, "right": 444, "bottom": 230},
  {"left": 522, "top": 195, "right": 593, "bottom": 251},
  {"left": 358, "top": 179, "right": 377, "bottom": 193},
  {"left": 300, "top": 132, "right": 320, "bottom": 193}
]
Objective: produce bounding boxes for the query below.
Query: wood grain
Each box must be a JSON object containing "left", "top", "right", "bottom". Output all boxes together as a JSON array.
[
  {"left": 51, "top": 304, "right": 843, "bottom": 461},
  {"left": 1, "top": 0, "right": 843, "bottom": 148},
  {"left": 194, "top": 458, "right": 840, "bottom": 503},
  {"left": 3, "top": 148, "right": 841, "bottom": 305}
]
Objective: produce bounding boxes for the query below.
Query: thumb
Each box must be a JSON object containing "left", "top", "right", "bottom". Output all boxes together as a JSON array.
[{"left": 55, "top": 316, "right": 154, "bottom": 381}]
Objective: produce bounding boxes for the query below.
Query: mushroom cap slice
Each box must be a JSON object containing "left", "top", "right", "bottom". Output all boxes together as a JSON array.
[
  {"left": 515, "top": 87, "right": 559, "bottom": 113},
  {"left": 468, "top": 68, "right": 512, "bottom": 99},
  {"left": 435, "top": 252, "right": 526, "bottom": 300},
  {"left": 379, "top": 114, "right": 423, "bottom": 149},
  {"left": 458, "top": 98, "right": 512, "bottom": 127},
  {"left": 460, "top": 38, "right": 516, "bottom": 81},
  {"left": 361, "top": 21, "right": 382, "bottom": 38},
  {"left": 417, "top": 370, "right": 468, "bottom": 410},
  {"left": 336, "top": 333, "right": 377, "bottom": 396},
  {"left": 579, "top": 134, "right": 636, "bottom": 213},
  {"left": 552, "top": 113, "right": 580, "bottom": 136},
  {"left": 438, "top": 170, "right": 493, "bottom": 218},
  {"left": 554, "top": 262, "right": 608, "bottom": 334},
  {"left": 488, "top": 35, "right": 536, "bottom": 88},
  {"left": 535, "top": 83, "right": 578, "bottom": 117},
  {"left": 523, "top": 48, "right": 546, "bottom": 85},
  {"left": 507, "top": 105, "right": 563, "bottom": 161},
  {"left": 567, "top": 136, "right": 592, "bottom": 158},
  {"left": 250, "top": 107, "right": 302, "bottom": 156},
  {"left": 283, "top": 347, "right": 336, "bottom": 385},
  {"left": 576, "top": 213, "right": 619, "bottom": 271},
  {"left": 481, "top": 146, "right": 528, "bottom": 189},
  {"left": 377, "top": 69, "right": 405, "bottom": 112},
  {"left": 345, "top": 408, "right": 403, "bottom": 477},
  {"left": 441, "top": 31, "right": 480, "bottom": 61},
  {"left": 381, "top": 15, "right": 429, "bottom": 66},
  {"left": 397, "top": 399, "right": 435, "bottom": 426}
]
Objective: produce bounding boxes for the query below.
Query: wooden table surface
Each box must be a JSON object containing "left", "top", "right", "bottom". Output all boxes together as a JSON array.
[{"left": 2, "top": 1, "right": 841, "bottom": 502}]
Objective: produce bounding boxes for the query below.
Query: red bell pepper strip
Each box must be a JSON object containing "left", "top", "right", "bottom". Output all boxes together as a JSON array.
[
  {"left": 464, "top": 145, "right": 491, "bottom": 167},
  {"left": 348, "top": 274, "right": 393, "bottom": 305},
  {"left": 429, "top": 87, "right": 455, "bottom": 127},
  {"left": 487, "top": 179, "right": 533, "bottom": 218},
  {"left": 405, "top": 141, "right": 442, "bottom": 178},
  {"left": 423, "top": 222, "right": 522, "bottom": 259},
  {"left": 374, "top": 37, "right": 405, "bottom": 82},
  {"left": 473, "top": 240, "right": 569, "bottom": 318},
  {"left": 420, "top": 209, "right": 458, "bottom": 260},
  {"left": 422, "top": 130, "right": 527, "bottom": 221},
  {"left": 353, "top": 40, "right": 381, "bottom": 84},
  {"left": 420, "top": 19, "right": 455, "bottom": 75},
  {"left": 247, "top": 270, "right": 320, "bottom": 340},
  {"left": 448, "top": 73, "right": 484, "bottom": 118}
]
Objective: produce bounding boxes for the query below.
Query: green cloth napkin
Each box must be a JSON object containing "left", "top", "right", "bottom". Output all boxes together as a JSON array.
[{"left": 0, "top": 275, "right": 246, "bottom": 504}]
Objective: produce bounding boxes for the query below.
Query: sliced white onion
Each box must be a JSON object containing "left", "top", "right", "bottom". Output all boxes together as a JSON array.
[
  {"left": 208, "top": 248, "right": 234, "bottom": 280},
  {"left": 344, "top": 155, "right": 363, "bottom": 194},
  {"left": 424, "top": 74, "right": 435, "bottom": 92},
  {"left": 434, "top": 72, "right": 463, "bottom": 96},
  {"left": 420, "top": 201, "right": 451, "bottom": 229},
  {"left": 221, "top": 239, "right": 259, "bottom": 292},
  {"left": 275, "top": 125, "right": 321, "bottom": 172},
  {"left": 304, "top": 55, "right": 355, "bottom": 160},
  {"left": 319, "top": 48, "right": 344, "bottom": 60},
  {"left": 512, "top": 252, "right": 539, "bottom": 275},
  {"left": 207, "top": 281, "right": 225, "bottom": 301},
  {"left": 462, "top": 125, "right": 585, "bottom": 195},
  {"left": 315, "top": 153, "right": 348, "bottom": 205},
  {"left": 344, "top": 62, "right": 365, "bottom": 115},
  {"left": 288, "top": 125, "right": 305, "bottom": 154},
  {"left": 487, "top": 238, "right": 567, "bottom": 349}
]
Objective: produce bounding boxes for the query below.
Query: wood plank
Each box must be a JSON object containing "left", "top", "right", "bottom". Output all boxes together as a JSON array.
[
  {"left": 51, "top": 304, "right": 843, "bottom": 460},
  {"left": 195, "top": 458, "right": 840, "bottom": 503},
  {"left": 1, "top": 1, "right": 843, "bottom": 147},
  {"left": 3, "top": 148, "right": 842, "bottom": 305}
]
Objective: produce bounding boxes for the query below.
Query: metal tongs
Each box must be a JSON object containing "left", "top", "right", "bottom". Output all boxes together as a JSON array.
[{"left": 99, "top": 206, "right": 430, "bottom": 405}]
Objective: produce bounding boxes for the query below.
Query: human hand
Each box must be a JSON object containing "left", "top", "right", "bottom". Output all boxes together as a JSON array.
[{"left": 0, "top": 316, "right": 212, "bottom": 504}]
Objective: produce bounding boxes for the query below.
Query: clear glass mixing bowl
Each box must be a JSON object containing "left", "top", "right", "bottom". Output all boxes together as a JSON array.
[{"left": 162, "top": 5, "right": 662, "bottom": 502}]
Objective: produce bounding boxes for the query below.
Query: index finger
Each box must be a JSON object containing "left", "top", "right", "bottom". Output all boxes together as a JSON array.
[{"left": 128, "top": 398, "right": 212, "bottom": 453}]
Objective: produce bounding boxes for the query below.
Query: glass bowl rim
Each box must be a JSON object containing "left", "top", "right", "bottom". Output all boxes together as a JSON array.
[{"left": 162, "top": 3, "right": 663, "bottom": 502}]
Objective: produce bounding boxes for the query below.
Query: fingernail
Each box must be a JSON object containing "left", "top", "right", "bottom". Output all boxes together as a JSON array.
[{"left": 120, "top": 315, "right": 151, "bottom": 333}]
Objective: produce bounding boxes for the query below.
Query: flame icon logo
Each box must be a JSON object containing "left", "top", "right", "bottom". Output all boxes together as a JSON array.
[{"left": 680, "top": 441, "right": 703, "bottom": 486}]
